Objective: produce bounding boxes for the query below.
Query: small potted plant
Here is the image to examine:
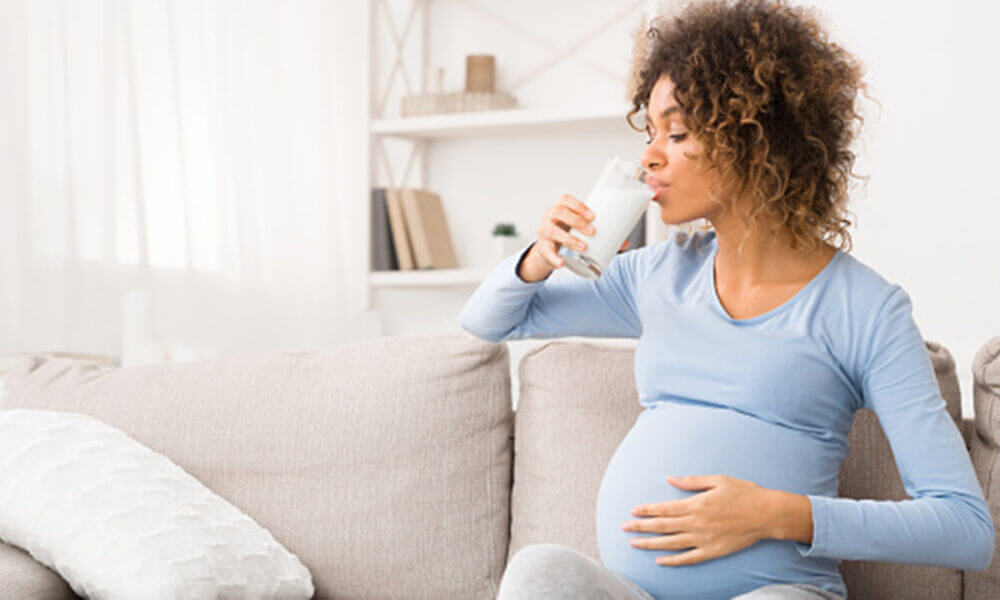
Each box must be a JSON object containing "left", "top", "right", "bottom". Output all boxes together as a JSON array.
[{"left": 492, "top": 222, "right": 523, "bottom": 261}]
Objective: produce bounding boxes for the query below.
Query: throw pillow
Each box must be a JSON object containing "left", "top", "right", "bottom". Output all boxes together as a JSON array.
[{"left": 0, "top": 408, "right": 314, "bottom": 600}]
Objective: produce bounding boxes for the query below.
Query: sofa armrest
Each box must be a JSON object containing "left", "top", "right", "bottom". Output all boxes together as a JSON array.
[{"left": 0, "top": 540, "right": 77, "bottom": 599}]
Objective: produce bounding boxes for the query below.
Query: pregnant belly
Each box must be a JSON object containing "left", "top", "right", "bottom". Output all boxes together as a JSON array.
[{"left": 595, "top": 400, "right": 842, "bottom": 600}]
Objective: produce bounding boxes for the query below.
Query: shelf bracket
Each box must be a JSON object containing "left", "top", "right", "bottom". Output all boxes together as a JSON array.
[
  {"left": 373, "top": 0, "right": 425, "bottom": 118},
  {"left": 450, "top": 0, "right": 643, "bottom": 91}
]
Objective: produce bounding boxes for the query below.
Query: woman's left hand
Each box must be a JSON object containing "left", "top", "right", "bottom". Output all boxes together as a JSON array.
[{"left": 622, "top": 474, "right": 777, "bottom": 567}]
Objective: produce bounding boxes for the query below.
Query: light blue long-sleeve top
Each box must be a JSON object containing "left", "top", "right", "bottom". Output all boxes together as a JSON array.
[{"left": 458, "top": 229, "right": 994, "bottom": 600}]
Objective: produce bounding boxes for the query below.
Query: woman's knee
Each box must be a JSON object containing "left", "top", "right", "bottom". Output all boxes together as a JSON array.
[
  {"left": 510, "top": 543, "right": 585, "bottom": 565},
  {"left": 498, "top": 543, "right": 609, "bottom": 599},
  {"left": 503, "top": 543, "right": 589, "bottom": 580},
  {"left": 732, "top": 584, "right": 843, "bottom": 599}
]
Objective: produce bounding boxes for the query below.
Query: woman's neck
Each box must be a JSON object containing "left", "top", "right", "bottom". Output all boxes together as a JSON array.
[{"left": 709, "top": 224, "right": 835, "bottom": 290}]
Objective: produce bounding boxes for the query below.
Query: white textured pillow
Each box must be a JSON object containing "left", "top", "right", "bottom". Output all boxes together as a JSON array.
[{"left": 0, "top": 409, "right": 314, "bottom": 600}]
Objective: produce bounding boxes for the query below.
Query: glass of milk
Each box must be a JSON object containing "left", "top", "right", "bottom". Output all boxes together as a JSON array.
[{"left": 558, "top": 155, "right": 652, "bottom": 280}]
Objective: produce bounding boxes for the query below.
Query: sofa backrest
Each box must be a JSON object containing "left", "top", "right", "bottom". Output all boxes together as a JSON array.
[
  {"left": 509, "top": 338, "right": 968, "bottom": 599},
  {"left": 966, "top": 335, "right": 1000, "bottom": 600},
  {"left": 2, "top": 332, "right": 514, "bottom": 600}
]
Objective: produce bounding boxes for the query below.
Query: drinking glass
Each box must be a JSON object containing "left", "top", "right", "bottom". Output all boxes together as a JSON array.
[{"left": 557, "top": 155, "right": 652, "bottom": 280}]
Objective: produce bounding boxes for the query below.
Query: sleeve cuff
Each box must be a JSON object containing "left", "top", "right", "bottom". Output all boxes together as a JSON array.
[
  {"left": 514, "top": 241, "right": 552, "bottom": 284},
  {"left": 794, "top": 494, "right": 829, "bottom": 558}
]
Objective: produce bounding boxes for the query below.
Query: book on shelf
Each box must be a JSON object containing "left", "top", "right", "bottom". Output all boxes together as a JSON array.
[
  {"left": 374, "top": 187, "right": 458, "bottom": 272},
  {"left": 383, "top": 188, "right": 416, "bottom": 270},
  {"left": 399, "top": 189, "right": 458, "bottom": 270},
  {"left": 370, "top": 188, "right": 399, "bottom": 271}
]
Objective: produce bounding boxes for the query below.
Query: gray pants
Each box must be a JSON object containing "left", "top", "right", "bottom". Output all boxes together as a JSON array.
[{"left": 496, "top": 543, "right": 846, "bottom": 600}]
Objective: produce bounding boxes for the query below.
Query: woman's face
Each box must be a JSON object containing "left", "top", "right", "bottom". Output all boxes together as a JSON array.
[{"left": 640, "top": 75, "right": 728, "bottom": 225}]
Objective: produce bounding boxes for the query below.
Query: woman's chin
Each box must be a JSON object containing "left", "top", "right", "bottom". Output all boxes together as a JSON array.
[
  {"left": 656, "top": 202, "right": 702, "bottom": 227},
  {"left": 655, "top": 202, "right": 679, "bottom": 225}
]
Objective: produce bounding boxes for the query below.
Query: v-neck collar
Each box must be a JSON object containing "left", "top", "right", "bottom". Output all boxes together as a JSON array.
[{"left": 706, "top": 233, "right": 842, "bottom": 324}]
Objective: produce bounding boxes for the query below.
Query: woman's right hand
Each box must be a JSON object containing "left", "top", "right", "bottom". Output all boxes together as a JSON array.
[{"left": 531, "top": 194, "right": 597, "bottom": 269}]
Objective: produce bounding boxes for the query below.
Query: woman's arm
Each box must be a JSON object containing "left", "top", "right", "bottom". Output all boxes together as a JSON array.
[
  {"left": 763, "top": 489, "right": 814, "bottom": 545},
  {"left": 457, "top": 240, "right": 648, "bottom": 342},
  {"left": 787, "top": 285, "right": 994, "bottom": 570}
]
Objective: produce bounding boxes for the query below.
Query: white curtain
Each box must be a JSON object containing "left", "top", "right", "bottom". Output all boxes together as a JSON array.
[{"left": 0, "top": 0, "right": 376, "bottom": 363}]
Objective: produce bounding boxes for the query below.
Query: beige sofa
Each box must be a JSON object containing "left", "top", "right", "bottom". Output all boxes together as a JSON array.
[{"left": 1, "top": 331, "right": 998, "bottom": 599}]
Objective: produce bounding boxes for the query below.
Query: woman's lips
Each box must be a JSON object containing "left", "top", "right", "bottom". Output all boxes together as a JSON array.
[{"left": 646, "top": 175, "right": 668, "bottom": 201}]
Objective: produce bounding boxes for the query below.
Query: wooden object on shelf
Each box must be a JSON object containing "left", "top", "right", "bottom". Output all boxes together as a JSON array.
[
  {"left": 399, "top": 189, "right": 458, "bottom": 270},
  {"left": 384, "top": 189, "right": 416, "bottom": 270},
  {"left": 465, "top": 54, "right": 495, "bottom": 92},
  {"left": 401, "top": 93, "right": 446, "bottom": 117},
  {"left": 446, "top": 90, "right": 515, "bottom": 113},
  {"left": 401, "top": 90, "right": 517, "bottom": 117},
  {"left": 401, "top": 54, "right": 511, "bottom": 117},
  {"left": 400, "top": 66, "right": 448, "bottom": 118}
]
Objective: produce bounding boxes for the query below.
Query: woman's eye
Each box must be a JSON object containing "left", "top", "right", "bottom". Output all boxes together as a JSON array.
[{"left": 644, "top": 132, "right": 687, "bottom": 145}]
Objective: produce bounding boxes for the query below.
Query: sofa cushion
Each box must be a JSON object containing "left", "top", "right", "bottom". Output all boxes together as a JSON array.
[
  {"left": 0, "top": 409, "right": 313, "bottom": 600},
  {"left": 0, "top": 540, "right": 76, "bottom": 600},
  {"left": 2, "top": 331, "right": 513, "bottom": 600},
  {"left": 509, "top": 341, "right": 642, "bottom": 563},
  {"left": 966, "top": 335, "right": 1000, "bottom": 600},
  {"left": 511, "top": 338, "right": 965, "bottom": 598}
]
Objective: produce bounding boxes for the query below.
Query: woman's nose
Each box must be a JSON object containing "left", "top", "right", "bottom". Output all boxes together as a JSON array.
[
  {"left": 642, "top": 153, "right": 662, "bottom": 172},
  {"left": 641, "top": 146, "right": 663, "bottom": 172}
]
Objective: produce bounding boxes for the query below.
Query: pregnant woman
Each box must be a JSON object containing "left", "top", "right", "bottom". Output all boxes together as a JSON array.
[{"left": 457, "top": 0, "right": 994, "bottom": 598}]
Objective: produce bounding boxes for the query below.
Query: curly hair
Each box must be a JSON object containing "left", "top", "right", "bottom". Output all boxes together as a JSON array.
[{"left": 626, "top": 0, "right": 877, "bottom": 255}]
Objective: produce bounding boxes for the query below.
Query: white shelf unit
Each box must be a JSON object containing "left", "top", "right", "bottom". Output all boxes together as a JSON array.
[
  {"left": 366, "top": 0, "right": 669, "bottom": 305},
  {"left": 370, "top": 104, "right": 633, "bottom": 139},
  {"left": 368, "top": 105, "right": 637, "bottom": 290},
  {"left": 369, "top": 266, "right": 491, "bottom": 288}
]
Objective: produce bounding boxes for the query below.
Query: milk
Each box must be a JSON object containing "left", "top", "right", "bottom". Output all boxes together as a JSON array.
[{"left": 560, "top": 188, "right": 653, "bottom": 279}]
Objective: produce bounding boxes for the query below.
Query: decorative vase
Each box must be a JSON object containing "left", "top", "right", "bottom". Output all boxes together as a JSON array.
[
  {"left": 493, "top": 235, "right": 523, "bottom": 262},
  {"left": 465, "top": 55, "right": 495, "bottom": 93}
]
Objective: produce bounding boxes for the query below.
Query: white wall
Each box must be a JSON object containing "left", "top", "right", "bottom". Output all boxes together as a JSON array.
[
  {"left": 807, "top": 0, "right": 1000, "bottom": 418},
  {"left": 370, "top": 0, "right": 1000, "bottom": 416}
]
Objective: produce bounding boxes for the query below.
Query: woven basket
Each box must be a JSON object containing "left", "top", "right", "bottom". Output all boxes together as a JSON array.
[{"left": 401, "top": 91, "right": 518, "bottom": 117}]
